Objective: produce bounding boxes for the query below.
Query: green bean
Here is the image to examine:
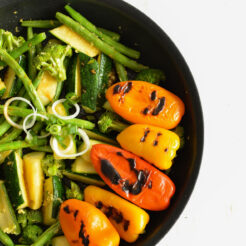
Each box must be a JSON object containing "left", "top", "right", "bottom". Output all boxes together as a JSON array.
[
  {"left": 0, "top": 124, "right": 23, "bottom": 143},
  {"left": 21, "top": 20, "right": 60, "bottom": 28},
  {"left": 0, "top": 138, "right": 47, "bottom": 152},
  {"left": 98, "top": 27, "right": 120, "bottom": 41},
  {"left": 30, "top": 145, "right": 53, "bottom": 153},
  {"left": 31, "top": 221, "right": 60, "bottom": 246},
  {"left": 0, "top": 48, "right": 45, "bottom": 112},
  {"left": 0, "top": 227, "right": 14, "bottom": 246},
  {"left": 0, "top": 32, "right": 46, "bottom": 67},
  {"left": 114, "top": 61, "right": 128, "bottom": 81},
  {"left": 27, "top": 27, "right": 37, "bottom": 80},
  {"left": 0, "top": 105, "right": 95, "bottom": 130},
  {"left": 56, "top": 12, "right": 147, "bottom": 72},
  {"left": 65, "top": 5, "right": 139, "bottom": 59}
]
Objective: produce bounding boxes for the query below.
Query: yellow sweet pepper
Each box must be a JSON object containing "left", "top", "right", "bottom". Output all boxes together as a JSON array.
[
  {"left": 84, "top": 185, "right": 150, "bottom": 243},
  {"left": 117, "top": 124, "right": 180, "bottom": 170}
]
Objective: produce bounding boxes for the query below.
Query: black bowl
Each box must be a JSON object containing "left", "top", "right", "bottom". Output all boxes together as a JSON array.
[{"left": 0, "top": 0, "right": 204, "bottom": 245}]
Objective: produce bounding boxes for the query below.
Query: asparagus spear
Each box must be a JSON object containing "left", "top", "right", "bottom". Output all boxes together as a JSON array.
[
  {"left": 0, "top": 105, "right": 95, "bottom": 129},
  {"left": 0, "top": 139, "right": 47, "bottom": 152},
  {"left": 98, "top": 27, "right": 120, "bottom": 41},
  {"left": 0, "top": 48, "right": 45, "bottom": 112},
  {"left": 21, "top": 20, "right": 60, "bottom": 28},
  {"left": 65, "top": 5, "right": 139, "bottom": 59},
  {"left": 55, "top": 12, "right": 148, "bottom": 72},
  {"left": 0, "top": 227, "right": 14, "bottom": 246},
  {"left": 31, "top": 221, "right": 61, "bottom": 246},
  {"left": 114, "top": 61, "right": 128, "bottom": 81},
  {"left": 27, "top": 27, "right": 37, "bottom": 80},
  {"left": 0, "top": 32, "right": 46, "bottom": 67}
]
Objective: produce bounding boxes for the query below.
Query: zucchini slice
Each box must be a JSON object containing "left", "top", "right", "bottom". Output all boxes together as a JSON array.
[
  {"left": 84, "top": 129, "right": 117, "bottom": 145},
  {"left": 3, "top": 151, "right": 29, "bottom": 210},
  {"left": 66, "top": 54, "right": 81, "bottom": 99},
  {"left": 2, "top": 55, "right": 26, "bottom": 99},
  {"left": 0, "top": 180, "right": 21, "bottom": 235},
  {"left": 23, "top": 152, "right": 45, "bottom": 210},
  {"left": 80, "top": 52, "right": 100, "bottom": 113},
  {"left": 97, "top": 53, "right": 113, "bottom": 102},
  {"left": 71, "top": 139, "right": 105, "bottom": 174},
  {"left": 37, "top": 71, "right": 58, "bottom": 106},
  {"left": 63, "top": 170, "right": 105, "bottom": 187},
  {"left": 0, "top": 78, "right": 6, "bottom": 98},
  {"left": 50, "top": 25, "right": 99, "bottom": 57},
  {"left": 42, "top": 176, "right": 64, "bottom": 226},
  {"left": 52, "top": 236, "right": 70, "bottom": 246}
]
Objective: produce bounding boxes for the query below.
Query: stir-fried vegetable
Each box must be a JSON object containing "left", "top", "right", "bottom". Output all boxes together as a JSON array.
[{"left": 0, "top": 5, "right": 185, "bottom": 245}]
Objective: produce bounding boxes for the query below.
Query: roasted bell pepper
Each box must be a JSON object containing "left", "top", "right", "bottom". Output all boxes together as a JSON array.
[
  {"left": 106, "top": 81, "right": 185, "bottom": 129},
  {"left": 84, "top": 185, "right": 149, "bottom": 243},
  {"left": 59, "top": 199, "right": 120, "bottom": 246},
  {"left": 90, "top": 144, "right": 175, "bottom": 211},
  {"left": 117, "top": 124, "right": 180, "bottom": 170}
]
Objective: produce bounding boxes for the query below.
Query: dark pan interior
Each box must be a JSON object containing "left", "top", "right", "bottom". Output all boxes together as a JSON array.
[{"left": 0, "top": 0, "right": 204, "bottom": 245}]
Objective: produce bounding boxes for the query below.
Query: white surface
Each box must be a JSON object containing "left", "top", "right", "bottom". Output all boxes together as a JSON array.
[{"left": 124, "top": 0, "right": 246, "bottom": 245}]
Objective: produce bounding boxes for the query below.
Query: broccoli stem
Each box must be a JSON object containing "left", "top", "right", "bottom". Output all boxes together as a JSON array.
[
  {"left": 0, "top": 139, "right": 47, "bottom": 152},
  {"left": 31, "top": 221, "right": 60, "bottom": 246},
  {"left": 55, "top": 12, "right": 148, "bottom": 72},
  {"left": 0, "top": 33, "right": 46, "bottom": 67},
  {"left": 65, "top": 5, "right": 140, "bottom": 59},
  {"left": 27, "top": 27, "right": 37, "bottom": 80},
  {"left": 97, "top": 27, "right": 120, "bottom": 41},
  {"left": 0, "top": 227, "right": 14, "bottom": 246},
  {"left": 114, "top": 61, "right": 128, "bottom": 81},
  {"left": 0, "top": 71, "right": 44, "bottom": 140},
  {"left": 21, "top": 20, "right": 60, "bottom": 28},
  {"left": 111, "top": 120, "right": 128, "bottom": 132},
  {"left": 103, "top": 101, "right": 113, "bottom": 112},
  {"left": 0, "top": 105, "right": 95, "bottom": 130},
  {"left": 0, "top": 48, "right": 45, "bottom": 112}
]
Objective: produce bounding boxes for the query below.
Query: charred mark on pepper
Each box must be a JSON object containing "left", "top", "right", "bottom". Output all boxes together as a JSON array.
[
  {"left": 101, "top": 159, "right": 122, "bottom": 185},
  {"left": 95, "top": 201, "right": 103, "bottom": 209},
  {"left": 78, "top": 220, "right": 89, "bottom": 246},
  {"left": 124, "top": 220, "right": 130, "bottom": 231},
  {"left": 152, "top": 97, "right": 166, "bottom": 115},
  {"left": 140, "top": 128, "right": 150, "bottom": 142},
  {"left": 95, "top": 202, "right": 129, "bottom": 229},
  {"left": 150, "top": 90, "right": 157, "bottom": 101},
  {"left": 148, "top": 181, "right": 152, "bottom": 189},
  {"left": 63, "top": 205, "right": 70, "bottom": 214},
  {"left": 116, "top": 151, "right": 123, "bottom": 156},
  {"left": 74, "top": 210, "right": 79, "bottom": 220},
  {"left": 157, "top": 132, "right": 162, "bottom": 136},
  {"left": 123, "top": 82, "right": 132, "bottom": 94},
  {"left": 153, "top": 140, "right": 158, "bottom": 146},
  {"left": 72, "top": 240, "right": 79, "bottom": 244},
  {"left": 164, "top": 148, "right": 168, "bottom": 152},
  {"left": 113, "top": 84, "right": 121, "bottom": 94},
  {"left": 142, "top": 107, "right": 149, "bottom": 115}
]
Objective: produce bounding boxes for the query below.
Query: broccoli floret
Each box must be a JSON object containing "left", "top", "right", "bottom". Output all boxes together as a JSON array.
[
  {"left": 19, "top": 225, "right": 43, "bottom": 244},
  {"left": 17, "top": 209, "right": 43, "bottom": 228},
  {"left": 0, "top": 29, "right": 25, "bottom": 52},
  {"left": 98, "top": 111, "right": 128, "bottom": 134},
  {"left": 42, "top": 155, "right": 65, "bottom": 177},
  {"left": 34, "top": 39, "right": 72, "bottom": 82},
  {"left": 135, "top": 68, "right": 165, "bottom": 85},
  {"left": 65, "top": 181, "right": 83, "bottom": 200}
]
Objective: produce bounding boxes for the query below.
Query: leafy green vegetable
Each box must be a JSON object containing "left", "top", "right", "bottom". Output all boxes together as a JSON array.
[
  {"left": 34, "top": 39, "right": 72, "bottom": 82},
  {"left": 135, "top": 68, "right": 165, "bottom": 84},
  {"left": 41, "top": 155, "right": 65, "bottom": 177}
]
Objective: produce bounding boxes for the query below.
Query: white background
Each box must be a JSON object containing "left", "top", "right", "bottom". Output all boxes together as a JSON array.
[{"left": 124, "top": 0, "right": 246, "bottom": 245}]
